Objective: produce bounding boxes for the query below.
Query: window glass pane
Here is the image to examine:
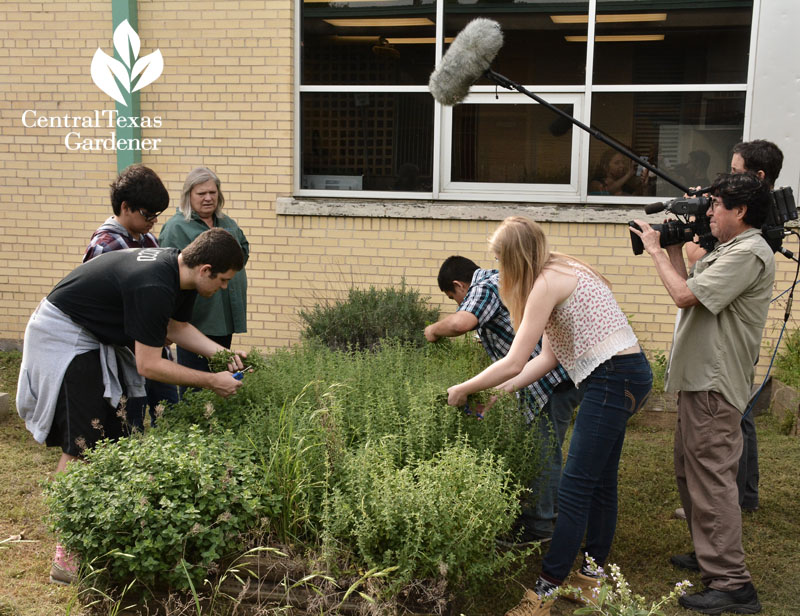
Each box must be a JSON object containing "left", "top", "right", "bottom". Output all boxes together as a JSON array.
[
  {"left": 594, "top": 1, "right": 752, "bottom": 85},
  {"left": 452, "top": 103, "right": 574, "bottom": 184},
  {"left": 301, "top": 92, "right": 434, "bottom": 191},
  {"left": 589, "top": 91, "right": 745, "bottom": 198},
  {"left": 445, "top": 0, "right": 589, "bottom": 86},
  {"left": 302, "top": 0, "right": 436, "bottom": 85}
]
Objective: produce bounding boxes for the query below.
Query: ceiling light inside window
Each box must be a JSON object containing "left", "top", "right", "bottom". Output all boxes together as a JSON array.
[
  {"left": 323, "top": 18, "right": 435, "bottom": 27},
  {"left": 552, "top": 13, "right": 667, "bottom": 24}
]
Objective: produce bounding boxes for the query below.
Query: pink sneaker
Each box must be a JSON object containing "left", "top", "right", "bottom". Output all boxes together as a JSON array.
[{"left": 50, "top": 543, "right": 78, "bottom": 585}]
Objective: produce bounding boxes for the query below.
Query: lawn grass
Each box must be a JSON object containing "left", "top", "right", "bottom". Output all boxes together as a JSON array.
[
  {"left": 0, "top": 351, "right": 80, "bottom": 616},
  {"left": 1, "top": 350, "right": 798, "bottom": 615}
]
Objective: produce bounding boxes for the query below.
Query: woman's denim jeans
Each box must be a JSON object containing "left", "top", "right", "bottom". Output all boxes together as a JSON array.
[{"left": 542, "top": 351, "right": 652, "bottom": 582}]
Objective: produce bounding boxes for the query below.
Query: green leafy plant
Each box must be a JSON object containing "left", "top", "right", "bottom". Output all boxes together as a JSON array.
[
  {"left": 648, "top": 349, "right": 668, "bottom": 394},
  {"left": 774, "top": 327, "right": 800, "bottom": 390},
  {"left": 323, "top": 439, "right": 526, "bottom": 594},
  {"left": 779, "top": 408, "right": 797, "bottom": 436},
  {"left": 45, "top": 426, "right": 275, "bottom": 589},
  {"left": 299, "top": 281, "right": 440, "bottom": 351},
  {"left": 207, "top": 347, "right": 269, "bottom": 374}
]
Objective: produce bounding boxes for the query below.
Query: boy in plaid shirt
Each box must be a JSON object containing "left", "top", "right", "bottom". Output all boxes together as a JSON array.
[{"left": 83, "top": 165, "right": 178, "bottom": 429}]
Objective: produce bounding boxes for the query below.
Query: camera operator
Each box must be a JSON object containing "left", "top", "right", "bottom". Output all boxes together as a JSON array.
[
  {"left": 630, "top": 172, "right": 772, "bottom": 614},
  {"left": 683, "top": 140, "right": 783, "bottom": 522}
]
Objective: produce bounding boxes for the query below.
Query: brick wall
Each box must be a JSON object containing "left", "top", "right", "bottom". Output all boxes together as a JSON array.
[{"left": 1, "top": 1, "right": 797, "bottom": 386}]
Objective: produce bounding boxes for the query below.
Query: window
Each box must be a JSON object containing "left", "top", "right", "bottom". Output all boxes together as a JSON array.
[{"left": 297, "top": 0, "right": 754, "bottom": 203}]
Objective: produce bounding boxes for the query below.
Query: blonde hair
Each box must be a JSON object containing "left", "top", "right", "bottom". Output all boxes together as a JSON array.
[
  {"left": 489, "top": 216, "right": 609, "bottom": 329},
  {"left": 180, "top": 167, "right": 226, "bottom": 221}
]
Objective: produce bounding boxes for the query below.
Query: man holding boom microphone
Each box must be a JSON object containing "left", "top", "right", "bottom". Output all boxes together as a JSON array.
[{"left": 630, "top": 172, "right": 772, "bottom": 614}]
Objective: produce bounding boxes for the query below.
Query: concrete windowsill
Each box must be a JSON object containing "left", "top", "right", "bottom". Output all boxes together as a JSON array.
[{"left": 277, "top": 197, "right": 651, "bottom": 225}]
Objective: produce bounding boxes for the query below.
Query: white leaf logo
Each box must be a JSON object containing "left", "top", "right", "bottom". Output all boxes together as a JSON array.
[
  {"left": 113, "top": 19, "right": 140, "bottom": 68},
  {"left": 91, "top": 49, "right": 130, "bottom": 105},
  {"left": 90, "top": 19, "right": 163, "bottom": 106},
  {"left": 131, "top": 50, "right": 164, "bottom": 92}
]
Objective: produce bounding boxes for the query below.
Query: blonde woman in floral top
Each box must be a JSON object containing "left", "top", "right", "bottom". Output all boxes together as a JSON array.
[{"left": 447, "top": 216, "right": 652, "bottom": 616}]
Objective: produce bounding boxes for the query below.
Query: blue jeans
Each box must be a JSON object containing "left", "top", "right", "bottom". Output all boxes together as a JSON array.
[
  {"left": 542, "top": 352, "right": 652, "bottom": 583},
  {"left": 520, "top": 382, "right": 583, "bottom": 537}
]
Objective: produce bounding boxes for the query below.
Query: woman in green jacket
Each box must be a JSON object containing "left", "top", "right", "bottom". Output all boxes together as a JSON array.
[{"left": 160, "top": 167, "right": 249, "bottom": 396}]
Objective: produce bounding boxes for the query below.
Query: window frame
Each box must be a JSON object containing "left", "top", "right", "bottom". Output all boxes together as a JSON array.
[{"left": 293, "top": 0, "right": 758, "bottom": 207}]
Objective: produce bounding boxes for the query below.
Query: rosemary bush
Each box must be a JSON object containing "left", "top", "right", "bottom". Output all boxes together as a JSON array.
[{"left": 299, "top": 282, "right": 440, "bottom": 351}]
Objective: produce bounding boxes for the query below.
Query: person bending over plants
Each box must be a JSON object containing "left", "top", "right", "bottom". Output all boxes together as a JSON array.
[
  {"left": 16, "top": 226, "right": 247, "bottom": 586},
  {"left": 425, "top": 255, "right": 581, "bottom": 544},
  {"left": 447, "top": 216, "right": 652, "bottom": 616}
]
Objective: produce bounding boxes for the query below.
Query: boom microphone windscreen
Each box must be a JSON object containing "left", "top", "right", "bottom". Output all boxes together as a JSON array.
[{"left": 428, "top": 18, "right": 503, "bottom": 106}]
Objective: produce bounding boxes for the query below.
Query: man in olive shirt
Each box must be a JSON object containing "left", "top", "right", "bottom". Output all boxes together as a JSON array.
[{"left": 631, "top": 173, "right": 773, "bottom": 614}]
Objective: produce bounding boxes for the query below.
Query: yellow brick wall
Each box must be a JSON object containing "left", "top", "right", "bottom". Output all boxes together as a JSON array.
[{"left": 1, "top": 1, "right": 798, "bottom": 388}]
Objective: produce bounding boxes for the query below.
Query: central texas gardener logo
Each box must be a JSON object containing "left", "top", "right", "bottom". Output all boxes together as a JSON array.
[{"left": 91, "top": 20, "right": 164, "bottom": 107}]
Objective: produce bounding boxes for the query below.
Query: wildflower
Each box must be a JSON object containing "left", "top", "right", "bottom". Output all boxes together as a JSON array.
[{"left": 116, "top": 396, "right": 128, "bottom": 421}]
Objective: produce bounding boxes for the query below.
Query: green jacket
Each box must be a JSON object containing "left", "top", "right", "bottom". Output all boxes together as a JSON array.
[{"left": 159, "top": 210, "right": 249, "bottom": 336}]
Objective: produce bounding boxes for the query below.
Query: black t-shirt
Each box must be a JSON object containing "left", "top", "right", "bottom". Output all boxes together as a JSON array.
[{"left": 48, "top": 247, "right": 196, "bottom": 347}]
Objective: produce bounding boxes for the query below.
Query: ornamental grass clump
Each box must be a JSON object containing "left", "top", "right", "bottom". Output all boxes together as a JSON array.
[{"left": 44, "top": 426, "right": 273, "bottom": 589}]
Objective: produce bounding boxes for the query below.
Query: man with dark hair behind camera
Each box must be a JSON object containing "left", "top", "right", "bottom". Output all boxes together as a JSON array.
[
  {"left": 631, "top": 173, "right": 772, "bottom": 614},
  {"left": 684, "top": 139, "right": 783, "bottom": 522}
]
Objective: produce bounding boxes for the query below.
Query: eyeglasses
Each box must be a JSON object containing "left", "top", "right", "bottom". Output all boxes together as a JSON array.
[{"left": 138, "top": 209, "right": 162, "bottom": 222}]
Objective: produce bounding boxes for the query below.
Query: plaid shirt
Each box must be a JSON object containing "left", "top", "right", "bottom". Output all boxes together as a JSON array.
[
  {"left": 83, "top": 217, "right": 159, "bottom": 263},
  {"left": 458, "top": 268, "right": 570, "bottom": 420}
]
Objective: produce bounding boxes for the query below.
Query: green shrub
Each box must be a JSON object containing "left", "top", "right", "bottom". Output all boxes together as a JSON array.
[
  {"left": 323, "top": 439, "right": 524, "bottom": 592},
  {"left": 298, "top": 282, "right": 440, "bottom": 351},
  {"left": 231, "top": 339, "right": 542, "bottom": 490},
  {"left": 71, "top": 338, "right": 548, "bottom": 599},
  {"left": 44, "top": 426, "right": 275, "bottom": 589},
  {"left": 774, "top": 326, "right": 800, "bottom": 390}
]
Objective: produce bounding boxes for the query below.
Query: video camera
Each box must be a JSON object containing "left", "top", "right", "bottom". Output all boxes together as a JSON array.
[{"left": 628, "top": 186, "right": 797, "bottom": 256}]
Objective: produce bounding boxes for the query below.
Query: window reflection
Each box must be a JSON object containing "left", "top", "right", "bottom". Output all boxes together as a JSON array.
[
  {"left": 452, "top": 103, "right": 574, "bottom": 184},
  {"left": 590, "top": 92, "right": 746, "bottom": 198},
  {"left": 301, "top": 93, "right": 434, "bottom": 192},
  {"left": 593, "top": 3, "right": 752, "bottom": 85},
  {"left": 445, "top": 0, "right": 589, "bottom": 86},
  {"left": 302, "top": 0, "right": 437, "bottom": 85}
]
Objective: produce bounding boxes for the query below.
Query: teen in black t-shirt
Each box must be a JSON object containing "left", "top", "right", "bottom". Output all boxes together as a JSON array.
[{"left": 49, "top": 247, "right": 195, "bottom": 348}]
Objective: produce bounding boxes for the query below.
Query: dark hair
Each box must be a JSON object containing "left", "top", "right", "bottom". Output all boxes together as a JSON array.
[
  {"left": 181, "top": 228, "right": 244, "bottom": 275},
  {"left": 110, "top": 164, "right": 169, "bottom": 216},
  {"left": 437, "top": 256, "right": 479, "bottom": 293},
  {"left": 732, "top": 140, "right": 784, "bottom": 188},
  {"left": 709, "top": 172, "right": 771, "bottom": 229}
]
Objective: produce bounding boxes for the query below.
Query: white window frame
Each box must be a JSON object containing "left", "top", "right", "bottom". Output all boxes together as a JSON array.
[
  {"left": 293, "top": 0, "right": 757, "bottom": 209},
  {"left": 439, "top": 90, "right": 585, "bottom": 202}
]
